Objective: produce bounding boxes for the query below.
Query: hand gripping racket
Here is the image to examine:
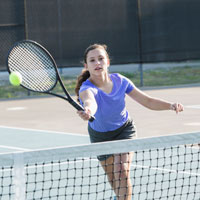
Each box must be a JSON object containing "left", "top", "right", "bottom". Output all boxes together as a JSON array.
[{"left": 6, "top": 40, "right": 95, "bottom": 122}]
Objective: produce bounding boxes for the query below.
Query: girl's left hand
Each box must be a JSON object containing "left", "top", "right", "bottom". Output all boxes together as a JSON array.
[{"left": 170, "top": 103, "right": 184, "bottom": 113}]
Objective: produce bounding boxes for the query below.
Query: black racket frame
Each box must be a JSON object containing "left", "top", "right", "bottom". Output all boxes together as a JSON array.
[{"left": 7, "top": 40, "right": 95, "bottom": 122}]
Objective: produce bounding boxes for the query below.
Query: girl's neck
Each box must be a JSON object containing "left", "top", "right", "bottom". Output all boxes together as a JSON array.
[{"left": 89, "top": 73, "right": 111, "bottom": 88}]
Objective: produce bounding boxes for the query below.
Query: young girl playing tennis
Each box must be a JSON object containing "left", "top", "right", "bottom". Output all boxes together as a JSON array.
[{"left": 75, "top": 44, "right": 184, "bottom": 200}]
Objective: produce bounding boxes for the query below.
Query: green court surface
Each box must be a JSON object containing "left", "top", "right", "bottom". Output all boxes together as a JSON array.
[{"left": 0, "top": 126, "right": 90, "bottom": 153}]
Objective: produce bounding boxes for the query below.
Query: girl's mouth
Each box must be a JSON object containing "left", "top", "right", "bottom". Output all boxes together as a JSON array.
[{"left": 95, "top": 67, "right": 102, "bottom": 70}]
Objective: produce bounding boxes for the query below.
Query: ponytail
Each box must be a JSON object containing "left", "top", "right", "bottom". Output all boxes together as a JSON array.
[{"left": 75, "top": 69, "right": 90, "bottom": 102}]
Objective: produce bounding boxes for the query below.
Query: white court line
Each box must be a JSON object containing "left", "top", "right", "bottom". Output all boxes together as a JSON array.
[
  {"left": 6, "top": 107, "right": 27, "bottom": 111},
  {"left": 132, "top": 164, "right": 200, "bottom": 177},
  {"left": 0, "top": 145, "right": 30, "bottom": 151},
  {"left": 184, "top": 122, "right": 200, "bottom": 126},
  {"left": 185, "top": 105, "right": 200, "bottom": 109},
  {"left": 0, "top": 125, "right": 89, "bottom": 137},
  {"left": 3, "top": 157, "right": 199, "bottom": 178}
]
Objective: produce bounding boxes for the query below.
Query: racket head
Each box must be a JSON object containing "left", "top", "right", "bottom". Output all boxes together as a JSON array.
[{"left": 6, "top": 40, "right": 58, "bottom": 93}]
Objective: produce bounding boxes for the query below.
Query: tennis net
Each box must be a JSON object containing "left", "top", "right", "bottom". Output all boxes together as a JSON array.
[{"left": 0, "top": 131, "right": 200, "bottom": 200}]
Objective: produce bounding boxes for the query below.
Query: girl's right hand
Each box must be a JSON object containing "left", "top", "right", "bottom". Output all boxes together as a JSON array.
[{"left": 77, "top": 107, "right": 92, "bottom": 121}]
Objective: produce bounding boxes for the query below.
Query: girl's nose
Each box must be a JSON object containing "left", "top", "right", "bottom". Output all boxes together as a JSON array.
[{"left": 95, "top": 60, "right": 100, "bottom": 65}]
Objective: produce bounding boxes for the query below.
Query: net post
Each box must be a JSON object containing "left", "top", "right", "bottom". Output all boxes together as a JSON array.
[{"left": 13, "top": 152, "right": 26, "bottom": 200}]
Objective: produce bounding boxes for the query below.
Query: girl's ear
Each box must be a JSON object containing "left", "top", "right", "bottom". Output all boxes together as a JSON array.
[
  {"left": 84, "top": 63, "right": 88, "bottom": 69},
  {"left": 107, "top": 59, "right": 110, "bottom": 67}
]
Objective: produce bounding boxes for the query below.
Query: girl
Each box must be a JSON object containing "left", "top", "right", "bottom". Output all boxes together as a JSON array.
[{"left": 75, "top": 44, "right": 183, "bottom": 200}]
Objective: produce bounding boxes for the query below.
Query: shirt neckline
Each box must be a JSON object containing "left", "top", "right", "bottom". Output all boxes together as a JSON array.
[{"left": 88, "top": 74, "right": 115, "bottom": 95}]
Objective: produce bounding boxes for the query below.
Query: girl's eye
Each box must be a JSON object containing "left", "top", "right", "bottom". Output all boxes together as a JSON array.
[{"left": 90, "top": 59, "right": 95, "bottom": 62}]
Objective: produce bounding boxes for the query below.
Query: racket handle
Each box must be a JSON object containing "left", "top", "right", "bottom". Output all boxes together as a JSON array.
[
  {"left": 70, "top": 100, "right": 95, "bottom": 122},
  {"left": 89, "top": 116, "right": 95, "bottom": 122}
]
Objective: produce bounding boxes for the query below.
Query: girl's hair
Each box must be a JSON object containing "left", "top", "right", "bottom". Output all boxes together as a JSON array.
[{"left": 75, "top": 44, "right": 109, "bottom": 101}]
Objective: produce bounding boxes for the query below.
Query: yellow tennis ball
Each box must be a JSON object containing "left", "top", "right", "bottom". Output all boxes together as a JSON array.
[{"left": 9, "top": 71, "right": 22, "bottom": 86}]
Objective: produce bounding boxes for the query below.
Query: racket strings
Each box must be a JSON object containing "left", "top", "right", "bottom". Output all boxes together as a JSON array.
[{"left": 8, "top": 42, "right": 57, "bottom": 92}]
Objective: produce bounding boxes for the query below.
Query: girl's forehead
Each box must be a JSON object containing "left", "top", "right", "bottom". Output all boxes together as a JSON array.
[{"left": 87, "top": 48, "right": 107, "bottom": 58}]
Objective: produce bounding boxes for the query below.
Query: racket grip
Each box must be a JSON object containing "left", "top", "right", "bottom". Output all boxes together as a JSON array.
[
  {"left": 88, "top": 116, "right": 95, "bottom": 122},
  {"left": 70, "top": 100, "right": 95, "bottom": 122}
]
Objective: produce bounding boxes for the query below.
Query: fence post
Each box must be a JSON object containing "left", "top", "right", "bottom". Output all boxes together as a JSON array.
[{"left": 136, "top": 0, "right": 143, "bottom": 87}]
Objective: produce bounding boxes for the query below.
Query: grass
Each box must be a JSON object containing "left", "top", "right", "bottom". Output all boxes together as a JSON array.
[
  {"left": 0, "top": 66, "right": 200, "bottom": 99},
  {"left": 0, "top": 77, "right": 77, "bottom": 99},
  {"left": 120, "top": 66, "right": 200, "bottom": 87}
]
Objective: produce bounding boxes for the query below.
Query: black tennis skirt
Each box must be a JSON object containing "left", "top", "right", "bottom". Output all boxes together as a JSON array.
[{"left": 88, "top": 118, "right": 137, "bottom": 161}]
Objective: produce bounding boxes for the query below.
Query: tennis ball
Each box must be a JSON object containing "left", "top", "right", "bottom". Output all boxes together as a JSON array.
[{"left": 9, "top": 71, "right": 22, "bottom": 86}]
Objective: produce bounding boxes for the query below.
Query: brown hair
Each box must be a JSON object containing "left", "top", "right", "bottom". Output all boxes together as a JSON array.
[{"left": 75, "top": 44, "right": 109, "bottom": 101}]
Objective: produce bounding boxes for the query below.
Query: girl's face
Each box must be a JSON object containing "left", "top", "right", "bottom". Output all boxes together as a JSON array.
[{"left": 84, "top": 48, "right": 110, "bottom": 75}]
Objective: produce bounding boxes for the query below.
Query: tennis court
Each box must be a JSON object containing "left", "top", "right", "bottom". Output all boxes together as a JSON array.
[
  {"left": 0, "top": 84, "right": 199, "bottom": 137},
  {"left": 0, "top": 85, "right": 199, "bottom": 199}
]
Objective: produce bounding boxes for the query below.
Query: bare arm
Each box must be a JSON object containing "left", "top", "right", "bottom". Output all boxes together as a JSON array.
[
  {"left": 128, "top": 87, "right": 184, "bottom": 113},
  {"left": 77, "top": 89, "right": 97, "bottom": 121}
]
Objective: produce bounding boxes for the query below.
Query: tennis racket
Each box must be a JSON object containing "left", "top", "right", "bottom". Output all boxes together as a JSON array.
[{"left": 6, "top": 40, "right": 95, "bottom": 122}]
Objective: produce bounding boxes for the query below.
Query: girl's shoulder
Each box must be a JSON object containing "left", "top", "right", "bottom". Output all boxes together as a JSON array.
[
  {"left": 110, "top": 73, "right": 135, "bottom": 92},
  {"left": 79, "top": 79, "right": 97, "bottom": 94},
  {"left": 110, "top": 73, "right": 130, "bottom": 82}
]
